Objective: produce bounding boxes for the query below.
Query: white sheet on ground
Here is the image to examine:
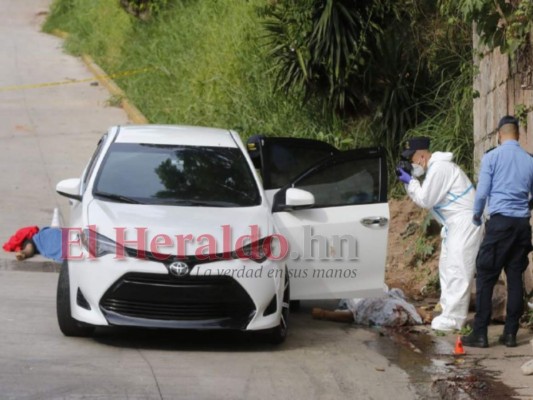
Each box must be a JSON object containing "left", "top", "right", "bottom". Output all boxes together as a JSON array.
[{"left": 340, "top": 288, "right": 422, "bottom": 326}]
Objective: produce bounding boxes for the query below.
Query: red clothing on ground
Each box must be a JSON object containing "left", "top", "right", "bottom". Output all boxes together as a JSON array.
[{"left": 2, "top": 226, "right": 40, "bottom": 252}]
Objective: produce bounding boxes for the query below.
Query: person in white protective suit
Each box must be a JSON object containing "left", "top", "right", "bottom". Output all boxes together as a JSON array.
[{"left": 397, "top": 137, "right": 483, "bottom": 331}]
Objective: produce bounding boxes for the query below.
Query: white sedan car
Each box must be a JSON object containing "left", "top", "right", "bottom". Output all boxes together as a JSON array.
[{"left": 55, "top": 125, "right": 389, "bottom": 344}]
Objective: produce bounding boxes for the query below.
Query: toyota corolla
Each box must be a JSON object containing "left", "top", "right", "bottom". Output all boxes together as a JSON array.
[{"left": 55, "top": 125, "right": 389, "bottom": 344}]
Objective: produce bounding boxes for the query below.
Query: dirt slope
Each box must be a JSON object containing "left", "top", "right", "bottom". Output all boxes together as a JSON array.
[{"left": 385, "top": 198, "right": 441, "bottom": 300}]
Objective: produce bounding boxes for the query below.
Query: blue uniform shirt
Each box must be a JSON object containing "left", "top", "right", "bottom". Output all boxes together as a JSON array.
[{"left": 474, "top": 140, "right": 533, "bottom": 218}]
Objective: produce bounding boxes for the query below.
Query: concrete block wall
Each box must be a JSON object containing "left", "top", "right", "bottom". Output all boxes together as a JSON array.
[
  {"left": 473, "top": 36, "right": 533, "bottom": 168},
  {"left": 473, "top": 31, "right": 533, "bottom": 296}
]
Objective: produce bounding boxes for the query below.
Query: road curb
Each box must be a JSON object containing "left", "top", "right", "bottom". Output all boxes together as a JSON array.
[
  {"left": 81, "top": 54, "right": 149, "bottom": 125},
  {"left": 50, "top": 28, "right": 68, "bottom": 39},
  {"left": 48, "top": 29, "right": 149, "bottom": 125},
  {"left": 0, "top": 257, "right": 60, "bottom": 273}
]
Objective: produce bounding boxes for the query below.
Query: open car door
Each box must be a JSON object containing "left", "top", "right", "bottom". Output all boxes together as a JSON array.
[
  {"left": 247, "top": 136, "right": 338, "bottom": 205},
  {"left": 271, "top": 147, "right": 389, "bottom": 300}
]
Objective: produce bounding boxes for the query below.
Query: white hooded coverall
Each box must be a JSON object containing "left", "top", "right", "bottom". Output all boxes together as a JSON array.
[{"left": 406, "top": 152, "right": 483, "bottom": 330}]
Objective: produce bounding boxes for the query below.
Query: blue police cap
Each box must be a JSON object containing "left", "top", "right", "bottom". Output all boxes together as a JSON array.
[
  {"left": 497, "top": 115, "right": 519, "bottom": 130},
  {"left": 401, "top": 136, "right": 430, "bottom": 160}
]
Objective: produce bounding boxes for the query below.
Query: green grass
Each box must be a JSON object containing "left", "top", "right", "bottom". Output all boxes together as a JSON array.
[
  {"left": 44, "top": 0, "right": 133, "bottom": 64},
  {"left": 43, "top": 0, "right": 347, "bottom": 143},
  {"left": 43, "top": 0, "right": 476, "bottom": 207}
]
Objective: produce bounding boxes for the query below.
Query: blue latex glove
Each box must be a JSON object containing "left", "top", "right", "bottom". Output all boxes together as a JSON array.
[
  {"left": 472, "top": 214, "right": 482, "bottom": 227},
  {"left": 397, "top": 168, "right": 412, "bottom": 184}
]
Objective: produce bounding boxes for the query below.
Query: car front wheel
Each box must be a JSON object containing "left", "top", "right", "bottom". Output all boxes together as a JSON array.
[{"left": 56, "top": 261, "right": 94, "bottom": 337}]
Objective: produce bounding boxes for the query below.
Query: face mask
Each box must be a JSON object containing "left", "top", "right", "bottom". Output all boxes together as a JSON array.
[{"left": 411, "top": 163, "right": 425, "bottom": 178}]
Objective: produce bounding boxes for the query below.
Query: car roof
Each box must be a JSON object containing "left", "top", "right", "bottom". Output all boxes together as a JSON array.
[{"left": 114, "top": 125, "right": 237, "bottom": 147}]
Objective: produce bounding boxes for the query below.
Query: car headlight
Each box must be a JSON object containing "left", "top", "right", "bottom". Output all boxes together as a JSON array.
[
  {"left": 81, "top": 229, "right": 124, "bottom": 258},
  {"left": 232, "top": 237, "right": 271, "bottom": 263}
]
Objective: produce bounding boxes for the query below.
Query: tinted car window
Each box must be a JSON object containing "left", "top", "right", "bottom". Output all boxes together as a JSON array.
[
  {"left": 295, "top": 157, "right": 381, "bottom": 206},
  {"left": 268, "top": 144, "right": 334, "bottom": 189},
  {"left": 93, "top": 143, "right": 261, "bottom": 207},
  {"left": 256, "top": 138, "right": 337, "bottom": 190}
]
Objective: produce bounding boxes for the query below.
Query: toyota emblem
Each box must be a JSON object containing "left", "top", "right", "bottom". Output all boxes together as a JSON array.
[{"left": 169, "top": 261, "right": 190, "bottom": 277}]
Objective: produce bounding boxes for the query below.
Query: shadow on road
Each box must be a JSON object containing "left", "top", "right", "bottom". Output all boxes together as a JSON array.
[
  {"left": 89, "top": 301, "right": 338, "bottom": 352},
  {"left": 92, "top": 326, "right": 287, "bottom": 352}
]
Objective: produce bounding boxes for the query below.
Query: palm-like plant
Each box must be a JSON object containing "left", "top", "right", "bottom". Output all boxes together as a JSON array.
[
  {"left": 262, "top": 0, "right": 473, "bottom": 186},
  {"left": 263, "top": 0, "right": 394, "bottom": 114}
]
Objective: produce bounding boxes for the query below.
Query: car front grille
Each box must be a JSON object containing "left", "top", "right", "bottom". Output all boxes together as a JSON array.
[{"left": 99, "top": 273, "right": 256, "bottom": 329}]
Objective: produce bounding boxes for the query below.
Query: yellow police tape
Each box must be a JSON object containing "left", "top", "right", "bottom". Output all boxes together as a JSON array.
[{"left": 0, "top": 67, "right": 153, "bottom": 93}]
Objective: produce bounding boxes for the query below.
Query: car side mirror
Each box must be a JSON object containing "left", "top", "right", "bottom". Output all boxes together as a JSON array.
[
  {"left": 285, "top": 188, "right": 315, "bottom": 207},
  {"left": 56, "top": 178, "right": 82, "bottom": 201}
]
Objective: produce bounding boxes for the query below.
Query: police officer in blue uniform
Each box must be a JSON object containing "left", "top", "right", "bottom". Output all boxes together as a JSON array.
[{"left": 462, "top": 115, "right": 533, "bottom": 348}]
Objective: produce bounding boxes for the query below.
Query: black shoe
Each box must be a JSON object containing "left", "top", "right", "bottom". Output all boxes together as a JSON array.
[
  {"left": 498, "top": 333, "right": 517, "bottom": 347},
  {"left": 461, "top": 332, "right": 489, "bottom": 348}
]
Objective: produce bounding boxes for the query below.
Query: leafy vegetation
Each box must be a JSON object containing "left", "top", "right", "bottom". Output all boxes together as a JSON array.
[
  {"left": 44, "top": 0, "right": 478, "bottom": 183},
  {"left": 44, "top": 0, "right": 133, "bottom": 66},
  {"left": 44, "top": 0, "right": 345, "bottom": 142},
  {"left": 262, "top": 0, "right": 476, "bottom": 188},
  {"left": 405, "top": 58, "right": 476, "bottom": 180},
  {"left": 515, "top": 103, "right": 532, "bottom": 130},
  {"left": 459, "top": 324, "right": 473, "bottom": 335},
  {"left": 261, "top": 0, "right": 397, "bottom": 115},
  {"left": 443, "top": 0, "right": 533, "bottom": 55},
  {"left": 119, "top": 0, "right": 171, "bottom": 20}
]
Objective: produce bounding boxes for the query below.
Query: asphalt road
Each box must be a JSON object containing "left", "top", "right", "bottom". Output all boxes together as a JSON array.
[
  {"left": 0, "top": 1, "right": 419, "bottom": 399},
  {"left": 0, "top": 0, "right": 129, "bottom": 254},
  {"left": 0, "top": 269, "right": 418, "bottom": 399}
]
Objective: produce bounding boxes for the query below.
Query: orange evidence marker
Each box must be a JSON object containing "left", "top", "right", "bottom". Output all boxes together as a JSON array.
[{"left": 454, "top": 336, "right": 466, "bottom": 355}]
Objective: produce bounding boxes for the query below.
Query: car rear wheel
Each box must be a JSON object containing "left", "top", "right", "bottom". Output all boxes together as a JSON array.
[
  {"left": 268, "top": 268, "right": 290, "bottom": 344},
  {"left": 289, "top": 300, "right": 301, "bottom": 312},
  {"left": 57, "top": 261, "right": 94, "bottom": 337}
]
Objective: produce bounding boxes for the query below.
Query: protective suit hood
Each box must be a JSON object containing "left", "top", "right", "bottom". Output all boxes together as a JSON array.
[{"left": 428, "top": 151, "right": 454, "bottom": 166}]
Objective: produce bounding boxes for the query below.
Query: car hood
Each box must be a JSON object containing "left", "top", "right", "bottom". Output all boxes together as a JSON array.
[{"left": 86, "top": 199, "right": 272, "bottom": 255}]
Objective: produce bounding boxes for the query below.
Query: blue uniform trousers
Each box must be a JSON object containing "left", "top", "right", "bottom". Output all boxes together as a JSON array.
[{"left": 474, "top": 214, "right": 532, "bottom": 335}]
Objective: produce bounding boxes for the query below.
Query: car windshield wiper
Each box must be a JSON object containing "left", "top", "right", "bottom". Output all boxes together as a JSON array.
[
  {"left": 93, "top": 191, "right": 142, "bottom": 204},
  {"left": 214, "top": 182, "right": 257, "bottom": 201},
  {"left": 166, "top": 199, "right": 239, "bottom": 207}
]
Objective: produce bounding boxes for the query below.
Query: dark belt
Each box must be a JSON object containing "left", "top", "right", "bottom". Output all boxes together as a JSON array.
[{"left": 490, "top": 213, "right": 530, "bottom": 221}]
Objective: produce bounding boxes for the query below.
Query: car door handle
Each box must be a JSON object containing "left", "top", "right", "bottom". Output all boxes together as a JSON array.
[{"left": 360, "top": 217, "right": 388, "bottom": 227}]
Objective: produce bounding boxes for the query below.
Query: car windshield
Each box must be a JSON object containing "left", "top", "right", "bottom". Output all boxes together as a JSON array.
[{"left": 93, "top": 143, "right": 261, "bottom": 207}]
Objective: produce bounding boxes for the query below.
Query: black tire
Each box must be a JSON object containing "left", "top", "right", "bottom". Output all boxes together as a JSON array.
[
  {"left": 268, "top": 268, "right": 290, "bottom": 345},
  {"left": 56, "top": 260, "right": 94, "bottom": 337},
  {"left": 289, "top": 300, "right": 301, "bottom": 312}
]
